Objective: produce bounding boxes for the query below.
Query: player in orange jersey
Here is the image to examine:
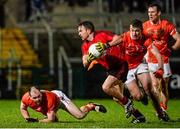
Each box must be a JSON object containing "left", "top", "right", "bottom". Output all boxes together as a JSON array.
[
  {"left": 20, "top": 86, "right": 107, "bottom": 123},
  {"left": 143, "top": 3, "right": 180, "bottom": 111},
  {"left": 96, "top": 19, "right": 170, "bottom": 122}
]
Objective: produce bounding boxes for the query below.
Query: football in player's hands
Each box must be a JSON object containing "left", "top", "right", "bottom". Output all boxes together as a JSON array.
[
  {"left": 95, "top": 42, "right": 107, "bottom": 53},
  {"left": 88, "top": 43, "right": 103, "bottom": 58},
  {"left": 25, "top": 118, "right": 39, "bottom": 122},
  {"left": 87, "top": 52, "right": 96, "bottom": 63}
]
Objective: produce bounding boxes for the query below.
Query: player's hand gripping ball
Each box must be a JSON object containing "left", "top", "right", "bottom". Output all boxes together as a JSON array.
[{"left": 88, "top": 43, "right": 103, "bottom": 58}]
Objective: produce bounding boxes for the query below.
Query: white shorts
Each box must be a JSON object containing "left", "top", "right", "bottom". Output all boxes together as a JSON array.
[
  {"left": 125, "top": 63, "right": 149, "bottom": 85},
  {"left": 51, "top": 90, "right": 71, "bottom": 107},
  {"left": 148, "top": 62, "right": 172, "bottom": 78}
]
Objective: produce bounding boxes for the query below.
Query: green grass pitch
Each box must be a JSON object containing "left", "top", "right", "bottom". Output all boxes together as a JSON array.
[{"left": 0, "top": 99, "right": 180, "bottom": 128}]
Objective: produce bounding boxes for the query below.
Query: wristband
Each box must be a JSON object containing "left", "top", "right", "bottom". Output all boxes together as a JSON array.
[{"left": 105, "top": 42, "right": 111, "bottom": 49}]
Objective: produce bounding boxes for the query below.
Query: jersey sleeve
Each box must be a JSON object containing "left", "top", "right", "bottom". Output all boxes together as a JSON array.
[
  {"left": 21, "top": 92, "right": 29, "bottom": 107},
  {"left": 101, "top": 31, "right": 114, "bottom": 41},
  {"left": 144, "top": 38, "right": 152, "bottom": 49},
  {"left": 167, "top": 22, "right": 177, "bottom": 36},
  {"left": 81, "top": 42, "right": 89, "bottom": 55}
]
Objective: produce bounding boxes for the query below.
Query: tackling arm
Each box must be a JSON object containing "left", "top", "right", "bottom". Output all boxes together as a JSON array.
[
  {"left": 108, "top": 34, "right": 123, "bottom": 47},
  {"left": 95, "top": 34, "right": 123, "bottom": 53}
]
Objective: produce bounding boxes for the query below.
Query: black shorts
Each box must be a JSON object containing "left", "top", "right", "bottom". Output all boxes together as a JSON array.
[{"left": 107, "top": 61, "right": 128, "bottom": 83}]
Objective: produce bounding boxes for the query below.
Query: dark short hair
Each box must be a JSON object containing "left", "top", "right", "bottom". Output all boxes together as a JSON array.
[
  {"left": 130, "top": 19, "right": 143, "bottom": 30},
  {"left": 78, "top": 21, "right": 95, "bottom": 32},
  {"left": 148, "top": 3, "right": 161, "bottom": 12}
]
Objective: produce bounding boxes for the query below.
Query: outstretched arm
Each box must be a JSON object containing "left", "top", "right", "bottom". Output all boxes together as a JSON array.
[
  {"left": 20, "top": 101, "right": 30, "bottom": 119},
  {"left": 108, "top": 34, "right": 123, "bottom": 47},
  {"left": 20, "top": 101, "right": 39, "bottom": 122},
  {"left": 96, "top": 34, "right": 123, "bottom": 53}
]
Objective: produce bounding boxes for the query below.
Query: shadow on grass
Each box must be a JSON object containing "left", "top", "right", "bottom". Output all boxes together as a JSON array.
[{"left": 58, "top": 120, "right": 105, "bottom": 124}]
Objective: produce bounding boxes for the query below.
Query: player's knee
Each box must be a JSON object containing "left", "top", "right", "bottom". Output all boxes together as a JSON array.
[
  {"left": 74, "top": 113, "right": 85, "bottom": 119},
  {"left": 152, "top": 81, "right": 159, "bottom": 88},
  {"left": 102, "top": 85, "right": 110, "bottom": 93},
  {"left": 132, "top": 92, "right": 142, "bottom": 101}
]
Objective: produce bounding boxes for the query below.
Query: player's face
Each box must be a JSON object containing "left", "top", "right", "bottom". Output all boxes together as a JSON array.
[
  {"left": 148, "top": 6, "right": 161, "bottom": 23},
  {"left": 130, "top": 25, "right": 142, "bottom": 40},
  {"left": 78, "top": 25, "right": 91, "bottom": 41},
  {"left": 30, "top": 89, "right": 42, "bottom": 105}
]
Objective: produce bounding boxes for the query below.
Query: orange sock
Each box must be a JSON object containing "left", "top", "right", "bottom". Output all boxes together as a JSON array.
[
  {"left": 119, "top": 97, "right": 128, "bottom": 105},
  {"left": 81, "top": 104, "right": 95, "bottom": 112},
  {"left": 160, "top": 102, "right": 167, "bottom": 110}
]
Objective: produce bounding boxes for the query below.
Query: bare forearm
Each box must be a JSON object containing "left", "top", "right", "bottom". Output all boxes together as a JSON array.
[
  {"left": 82, "top": 55, "right": 89, "bottom": 67},
  {"left": 172, "top": 40, "right": 180, "bottom": 50},
  {"left": 20, "top": 109, "right": 30, "bottom": 119},
  {"left": 108, "top": 35, "right": 123, "bottom": 47},
  {"left": 39, "top": 118, "right": 54, "bottom": 123},
  {"left": 151, "top": 45, "right": 163, "bottom": 69},
  {"left": 172, "top": 33, "right": 180, "bottom": 50}
]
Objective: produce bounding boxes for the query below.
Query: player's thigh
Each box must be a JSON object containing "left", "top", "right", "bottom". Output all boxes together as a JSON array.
[
  {"left": 137, "top": 72, "right": 151, "bottom": 91},
  {"left": 64, "top": 100, "right": 84, "bottom": 118},
  {"left": 127, "top": 80, "right": 141, "bottom": 100},
  {"left": 149, "top": 72, "right": 160, "bottom": 88},
  {"left": 102, "top": 75, "right": 120, "bottom": 89}
]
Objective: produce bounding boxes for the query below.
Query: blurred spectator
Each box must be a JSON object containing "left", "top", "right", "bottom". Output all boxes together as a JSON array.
[
  {"left": 174, "top": 0, "right": 180, "bottom": 12},
  {"left": 77, "top": 0, "right": 88, "bottom": 7},
  {"left": 107, "top": 0, "right": 124, "bottom": 13},
  {"left": 125, "top": 0, "right": 146, "bottom": 13},
  {"left": 25, "top": 0, "right": 32, "bottom": 22},
  {"left": 28, "top": 0, "right": 49, "bottom": 22},
  {"left": 66, "top": 0, "right": 89, "bottom": 11},
  {"left": 66, "top": 0, "right": 76, "bottom": 11}
]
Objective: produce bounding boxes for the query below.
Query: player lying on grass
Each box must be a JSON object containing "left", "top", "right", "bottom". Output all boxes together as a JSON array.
[{"left": 20, "top": 86, "right": 107, "bottom": 123}]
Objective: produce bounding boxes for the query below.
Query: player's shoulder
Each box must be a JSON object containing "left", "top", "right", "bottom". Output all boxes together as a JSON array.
[
  {"left": 143, "top": 20, "right": 150, "bottom": 26},
  {"left": 21, "top": 92, "right": 31, "bottom": 104},
  {"left": 122, "top": 31, "right": 130, "bottom": 39},
  {"left": 96, "top": 30, "right": 113, "bottom": 36},
  {"left": 161, "top": 19, "right": 174, "bottom": 26},
  {"left": 22, "top": 92, "right": 30, "bottom": 99}
]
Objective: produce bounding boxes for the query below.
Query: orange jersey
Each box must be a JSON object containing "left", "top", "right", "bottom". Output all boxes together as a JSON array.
[
  {"left": 143, "top": 19, "right": 177, "bottom": 63},
  {"left": 22, "top": 91, "right": 60, "bottom": 115},
  {"left": 122, "top": 31, "right": 147, "bottom": 69}
]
